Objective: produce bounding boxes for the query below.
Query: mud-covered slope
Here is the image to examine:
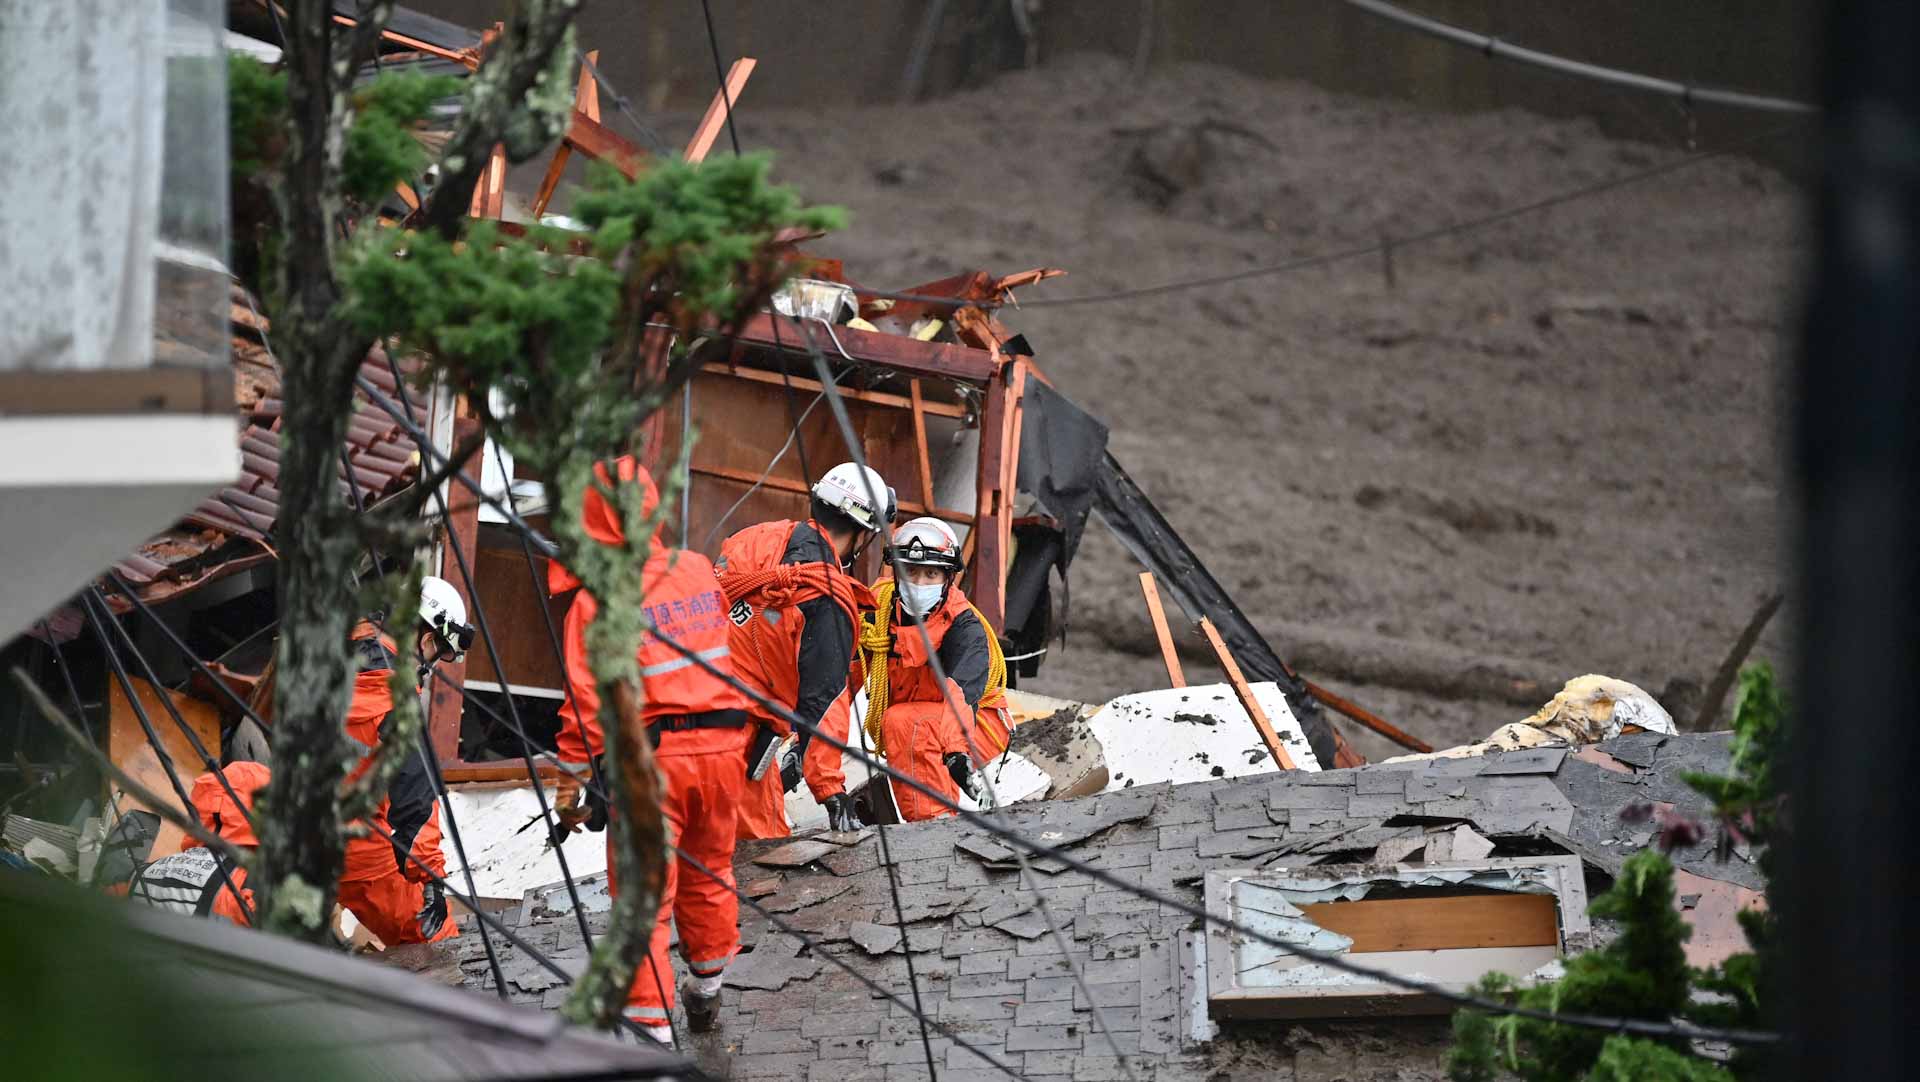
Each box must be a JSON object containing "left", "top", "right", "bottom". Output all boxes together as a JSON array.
[{"left": 686, "top": 53, "right": 1802, "bottom": 756}]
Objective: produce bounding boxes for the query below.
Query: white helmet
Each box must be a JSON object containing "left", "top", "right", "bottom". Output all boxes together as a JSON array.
[
  {"left": 811, "top": 462, "right": 895, "bottom": 534},
  {"left": 887, "top": 517, "right": 963, "bottom": 573},
  {"left": 418, "top": 576, "right": 473, "bottom": 658}
]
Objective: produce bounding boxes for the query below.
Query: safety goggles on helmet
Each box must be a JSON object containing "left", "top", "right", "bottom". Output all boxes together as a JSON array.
[{"left": 885, "top": 517, "right": 963, "bottom": 573}]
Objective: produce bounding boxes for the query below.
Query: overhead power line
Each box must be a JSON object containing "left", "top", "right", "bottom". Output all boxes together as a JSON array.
[
  {"left": 1018, "top": 121, "right": 1804, "bottom": 309},
  {"left": 1335, "top": 0, "right": 1815, "bottom": 115},
  {"left": 349, "top": 353, "right": 1781, "bottom": 1052}
]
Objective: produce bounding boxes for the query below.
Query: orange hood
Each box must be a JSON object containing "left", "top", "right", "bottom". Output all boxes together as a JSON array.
[
  {"left": 186, "top": 761, "right": 270, "bottom": 850},
  {"left": 548, "top": 455, "right": 663, "bottom": 595}
]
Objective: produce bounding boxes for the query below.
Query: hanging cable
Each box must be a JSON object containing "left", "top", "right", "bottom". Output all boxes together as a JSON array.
[
  {"left": 353, "top": 375, "right": 1780, "bottom": 1048},
  {"left": 75, "top": 592, "right": 256, "bottom": 926},
  {"left": 696, "top": 0, "right": 743, "bottom": 157},
  {"left": 794, "top": 319, "right": 1141, "bottom": 1081},
  {"left": 1334, "top": 0, "right": 1815, "bottom": 115},
  {"left": 573, "top": 49, "right": 673, "bottom": 157},
  {"left": 432, "top": 642, "right": 1033, "bottom": 1082},
  {"left": 383, "top": 356, "right": 684, "bottom": 1043},
  {"left": 1017, "top": 121, "right": 1804, "bottom": 308}
]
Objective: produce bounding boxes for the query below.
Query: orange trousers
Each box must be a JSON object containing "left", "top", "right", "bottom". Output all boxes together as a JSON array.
[
  {"left": 609, "top": 745, "right": 745, "bottom": 1024},
  {"left": 735, "top": 764, "right": 790, "bottom": 840},
  {"left": 337, "top": 861, "right": 459, "bottom": 946}
]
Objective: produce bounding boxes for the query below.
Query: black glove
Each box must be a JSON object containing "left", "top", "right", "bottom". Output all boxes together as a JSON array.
[
  {"left": 583, "top": 784, "right": 608, "bottom": 832},
  {"left": 780, "top": 747, "right": 803, "bottom": 793},
  {"left": 944, "top": 752, "right": 973, "bottom": 790},
  {"left": 415, "top": 879, "right": 449, "bottom": 940},
  {"left": 823, "top": 793, "right": 862, "bottom": 833},
  {"left": 945, "top": 752, "right": 997, "bottom": 810}
]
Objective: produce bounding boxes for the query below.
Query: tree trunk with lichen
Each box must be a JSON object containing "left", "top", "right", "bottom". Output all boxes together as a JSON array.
[{"left": 250, "top": 0, "right": 377, "bottom": 942}]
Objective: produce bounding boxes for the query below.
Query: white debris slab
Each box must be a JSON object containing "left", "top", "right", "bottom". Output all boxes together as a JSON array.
[
  {"left": 440, "top": 788, "right": 609, "bottom": 901},
  {"left": 1090, "top": 682, "right": 1322, "bottom": 792}
]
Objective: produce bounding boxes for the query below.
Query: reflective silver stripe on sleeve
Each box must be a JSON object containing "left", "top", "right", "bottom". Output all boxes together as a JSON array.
[{"left": 638, "top": 645, "right": 730, "bottom": 678}]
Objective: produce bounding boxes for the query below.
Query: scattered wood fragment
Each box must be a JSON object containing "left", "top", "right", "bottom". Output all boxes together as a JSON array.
[
  {"left": 1302, "top": 679, "right": 1432, "bottom": 753},
  {"left": 1137, "top": 571, "right": 1187, "bottom": 688},
  {"left": 1198, "top": 617, "right": 1296, "bottom": 771}
]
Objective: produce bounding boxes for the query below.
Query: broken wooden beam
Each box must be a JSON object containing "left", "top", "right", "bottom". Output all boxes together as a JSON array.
[
  {"left": 684, "top": 57, "right": 756, "bottom": 163},
  {"left": 1198, "top": 616, "right": 1296, "bottom": 770},
  {"left": 1137, "top": 571, "right": 1187, "bottom": 688},
  {"left": 1303, "top": 679, "right": 1432, "bottom": 753}
]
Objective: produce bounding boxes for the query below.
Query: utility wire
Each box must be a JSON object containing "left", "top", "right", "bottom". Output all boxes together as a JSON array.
[
  {"left": 1334, "top": 0, "right": 1815, "bottom": 115},
  {"left": 352, "top": 371, "right": 1782, "bottom": 1049},
  {"left": 88, "top": 569, "right": 672, "bottom": 1050},
  {"left": 574, "top": 49, "right": 673, "bottom": 157},
  {"left": 383, "top": 355, "right": 681, "bottom": 1044},
  {"left": 428, "top": 671, "right": 1034, "bottom": 1082},
  {"left": 793, "top": 318, "right": 1140, "bottom": 1082},
  {"left": 696, "top": 0, "right": 743, "bottom": 157},
  {"left": 1017, "top": 121, "right": 1804, "bottom": 309}
]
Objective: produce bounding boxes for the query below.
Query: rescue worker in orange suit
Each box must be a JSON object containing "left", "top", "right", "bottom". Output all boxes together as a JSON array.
[
  {"left": 717, "top": 462, "right": 890, "bottom": 839},
  {"left": 550, "top": 455, "right": 756, "bottom": 1043},
  {"left": 336, "top": 576, "right": 472, "bottom": 946},
  {"left": 805, "top": 517, "right": 1011, "bottom": 822},
  {"left": 127, "top": 761, "right": 270, "bottom": 925}
]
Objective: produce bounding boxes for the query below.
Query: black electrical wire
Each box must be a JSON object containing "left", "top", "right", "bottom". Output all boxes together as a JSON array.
[
  {"left": 1016, "top": 122, "right": 1805, "bottom": 309},
  {"left": 76, "top": 592, "right": 256, "bottom": 926},
  {"left": 417, "top": 647, "right": 1033, "bottom": 1082},
  {"left": 484, "top": 438, "right": 683, "bottom": 1044},
  {"left": 1334, "top": 0, "right": 1815, "bottom": 115},
  {"left": 380, "top": 356, "right": 680, "bottom": 1043},
  {"left": 82, "top": 599, "right": 667, "bottom": 1049},
  {"left": 696, "top": 0, "right": 743, "bottom": 157},
  {"left": 574, "top": 48, "right": 673, "bottom": 157},
  {"left": 353, "top": 371, "right": 1780, "bottom": 1048},
  {"left": 792, "top": 319, "right": 1141, "bottom": 1082}
]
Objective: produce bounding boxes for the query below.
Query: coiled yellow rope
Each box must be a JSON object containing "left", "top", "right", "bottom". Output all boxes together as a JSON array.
[{"left": 860, "top": 580, "right": 1006, "bottom": 754}]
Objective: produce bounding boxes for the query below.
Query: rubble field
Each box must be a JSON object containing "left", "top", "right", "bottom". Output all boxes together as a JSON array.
[{"left": 700, "top": 52, "right": 1800, "bottom": 757}]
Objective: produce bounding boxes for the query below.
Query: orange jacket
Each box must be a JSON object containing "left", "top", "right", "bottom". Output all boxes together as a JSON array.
[
  {"left": 715, "top": 519, "right": 868, "bottom": 737},
  {"left": 805, "top": 583, "right": 1009, "bottom": 801},
  {"left": 128, "top": 762, "right": 269, "bottom": 925},
  {"left": 552, "top": 456, "right": 752, "bottom": 762},
  {"left": 341, "top": 626, "right": 446, "bottom": 885}
]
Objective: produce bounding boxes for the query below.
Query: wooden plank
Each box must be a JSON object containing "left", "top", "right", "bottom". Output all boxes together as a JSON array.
[
  {"left": 440, "top": 762, "right": 565, "bottom": 786},
  {"left": 1137, "top": 571, "right": 1187, "bottom": 688},
  {"left": 687, "top": 462, "right": 972, "bottom": 524},
  {"left": 972, "top": 367, "right": 1010, "bottom": 631},
  {"left": 700, "top": 362, "right": 967, "bottom": 418},
  {"left": 1198, "top": 617, "right": 1296, "bottom": 771},
  {"left": 530, "top": 51, "right": 600, "bottom": 219},
  {"left": 428, "top": 414, "right": 484, "bottom": 766},
  {"left": 1304, "top": 679, "right": 1432, "bottom": 753},
  {"left": 1298, "top": 893, "right": 1561, "bottom": 954},
  {"left": 684, "top": 57, "right": 756, "bottom": 164},
  {"left": 908, "top": 379, "right": 937, "bottom": 515},
  {"left": 999, "top": 360, "right": 1029, "bottom": 587},
  {"left": 565, "top": 112, "right": 646, "bottom": 179},
  {"left": 735, "top": 313, "right": 999, "bottom": 384},
  {"left": 109, "top": 675, "right": 226, "bottom": 861},
  {"left": 460, "top": 547, "right": 570, "bottom": 690}
]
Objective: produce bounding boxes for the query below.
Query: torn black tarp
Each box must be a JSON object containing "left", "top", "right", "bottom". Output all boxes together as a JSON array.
[
  {"left": 1005, "top": 381, "right": 1110, "bottom": 668},
  {"left": 1092, "top": 452, "right": 1339, "bottom": 769}
]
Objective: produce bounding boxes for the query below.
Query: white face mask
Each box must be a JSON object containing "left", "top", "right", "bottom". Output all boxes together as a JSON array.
[{"left": 899, "top": 580, "right": 945, "bottom": 618}]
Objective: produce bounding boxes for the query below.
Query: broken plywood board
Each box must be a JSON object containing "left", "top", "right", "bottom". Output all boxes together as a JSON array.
[
  {"left": 1090, "top": 682, "right": 1321, "bottom": 793},
  {"left": 443, "top": 787, "right": 609, "bottom": 901}
]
